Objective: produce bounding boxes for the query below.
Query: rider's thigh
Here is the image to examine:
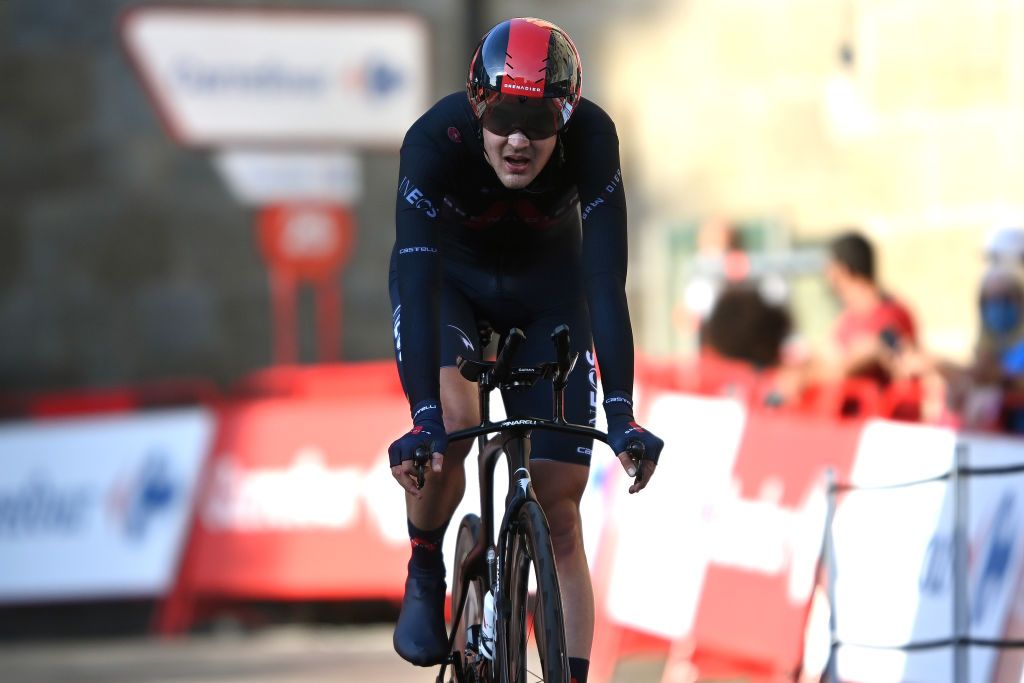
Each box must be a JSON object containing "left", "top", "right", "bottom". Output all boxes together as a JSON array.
[{"left": 440, "top": 365, "right": 479, "bottom": 461}]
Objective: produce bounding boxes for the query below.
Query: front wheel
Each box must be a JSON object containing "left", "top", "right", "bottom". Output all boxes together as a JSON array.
[
  {"left": 451, "top": 513, "right": 494, "bottom": 683},
  {"left": 499, "top": 499, "right": 569, "bottom": 683}
]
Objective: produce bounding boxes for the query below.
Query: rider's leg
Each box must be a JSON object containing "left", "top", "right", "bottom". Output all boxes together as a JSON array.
[
  {"left": 391, "top": 271, "right": 489, "bottom": 664},
  {"left": 393, "top": 366, "right": 479, "bottom": 666},
  {"left": 530, "top": 460, "right": 593, "bottom": 668},
  {"left": 497, "top": 307, "right": 596, "bottom": 679}
]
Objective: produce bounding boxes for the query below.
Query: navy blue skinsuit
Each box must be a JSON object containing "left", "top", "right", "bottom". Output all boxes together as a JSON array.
[{"left": 389, "top": 92, "right": 633, "bottom": 465}]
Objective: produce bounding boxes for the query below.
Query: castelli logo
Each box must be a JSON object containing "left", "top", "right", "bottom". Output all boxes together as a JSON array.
[{"left": 447, "top": 126, "right": 462, "bottom": 143}]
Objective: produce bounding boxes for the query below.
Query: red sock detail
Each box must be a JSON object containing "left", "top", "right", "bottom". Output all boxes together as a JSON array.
[{"left": 411, "top": 537, "right": 439, "bottom": 552}]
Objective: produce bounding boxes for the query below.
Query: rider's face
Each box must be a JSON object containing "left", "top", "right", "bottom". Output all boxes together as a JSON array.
[{"left": 482, "top": 128, "right": 557, "bottom": 190}]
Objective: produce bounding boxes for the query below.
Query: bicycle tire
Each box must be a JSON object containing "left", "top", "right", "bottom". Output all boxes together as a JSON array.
[
  {"left": 450, "top": 513, "right": 494, "bottom": 683},
  {"left": 499, "top": 500, "right": 569, "bottom": 683}
]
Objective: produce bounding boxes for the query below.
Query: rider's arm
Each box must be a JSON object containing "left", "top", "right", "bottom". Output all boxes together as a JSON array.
[
  {"left": 394, "top": 129, "right": 448, "bottom": 410},
  {"left": 572, "top": 104, "right": 634, "bottom": 396}
]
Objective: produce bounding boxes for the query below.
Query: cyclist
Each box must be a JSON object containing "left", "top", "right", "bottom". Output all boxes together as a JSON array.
[{"left": 387, "top": 18, "right": 665, "bottom": 683}]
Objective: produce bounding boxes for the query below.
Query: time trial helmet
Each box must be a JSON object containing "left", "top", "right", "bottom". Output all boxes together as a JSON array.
[{"left": 467, "top": 18, "right": 583, "bottom": 140}]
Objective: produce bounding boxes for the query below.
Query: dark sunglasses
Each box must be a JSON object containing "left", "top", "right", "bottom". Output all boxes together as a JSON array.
[{"left": 481, "top": 96, "right": 561, "bottom": 140}]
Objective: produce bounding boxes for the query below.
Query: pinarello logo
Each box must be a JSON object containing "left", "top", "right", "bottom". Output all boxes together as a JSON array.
[
  {"left": 410, "top": 426, "right": 424, "bottom": 435},
  {"left": 447, "top": 126, "right": 462, "bottom": 143}
]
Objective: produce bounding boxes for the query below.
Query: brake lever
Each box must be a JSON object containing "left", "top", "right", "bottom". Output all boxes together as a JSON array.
[
  {"left": 626, "top": 441, "right": 646, "bottom": 486},
  {"left": 413, "top": 444, "right": 431, "bottom": 490}
]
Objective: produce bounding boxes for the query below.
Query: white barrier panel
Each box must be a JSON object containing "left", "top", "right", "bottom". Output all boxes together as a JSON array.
[
  {"left": 833, "top": 422, "right": 1024, "bottom": 683},
  {"left": 603, "top": 393, "right": 748, "bottom": 639},
  {"left": 0, "top": 409, "right": 213, "bottom": 602}
]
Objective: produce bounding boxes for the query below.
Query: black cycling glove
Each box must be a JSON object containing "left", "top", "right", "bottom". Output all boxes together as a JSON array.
[
  {"left": 603, "top": 391, "right": 664, "bottom": 465},
  {"left": 389, "top": 400, "right": 448, "bottom": 468}
]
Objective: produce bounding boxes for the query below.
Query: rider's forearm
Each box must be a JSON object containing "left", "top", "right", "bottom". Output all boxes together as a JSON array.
[
  {"left": 393, "top": 166, "right": 446, "bottom": 411},
  {"left": 575, "top": 114, "right": 634, "bottom": 397},
  {"left": 581, "top": 204, "right": 634, "bottom": 396},
  {"left": 394, "top": 144, "right": 445, "bottom": 410},
  {"left": 397, "top": 260, "right": 441, "bottom": 409},
  {"left": 585, "top": 273, "right": 635, "bottom": 396}
]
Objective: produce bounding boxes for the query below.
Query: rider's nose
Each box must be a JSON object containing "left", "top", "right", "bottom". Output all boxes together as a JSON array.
[{"left": 507, "top": 131, "right": 529, "bottom": 148}]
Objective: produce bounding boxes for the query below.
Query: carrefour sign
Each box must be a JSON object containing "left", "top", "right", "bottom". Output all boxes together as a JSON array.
[
  {"left": 120, "top": 7, "right": 430, "bottom": 147},
  {"left": 0, "top": 409, "right": 212, "bottom": 602}
]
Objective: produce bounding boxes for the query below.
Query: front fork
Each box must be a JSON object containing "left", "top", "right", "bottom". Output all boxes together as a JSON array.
[{"left": 463, "top": 430, "right": 536, "bottom": 679}]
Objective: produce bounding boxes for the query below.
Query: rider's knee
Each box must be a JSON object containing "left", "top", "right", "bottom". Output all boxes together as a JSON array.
[
  {"left": 545, "top": 503, "right": 584, "bottom": 558},
  {"left": 441, "top": 406, "right": 477, "bottom": 459},
  {"left": 442, "top": 402, "right": 477, "bottom": 435}
]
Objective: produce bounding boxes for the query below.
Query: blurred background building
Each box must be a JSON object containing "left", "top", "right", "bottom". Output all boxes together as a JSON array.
[
  {"left": 4, "top": 0, "right": 1023, "bottom": 392},
  {"left": 4, "top": 2, "right": 1024, "bottom": 682}
]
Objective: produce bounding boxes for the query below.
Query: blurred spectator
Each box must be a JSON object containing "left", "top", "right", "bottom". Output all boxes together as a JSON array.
[
  {"left": 984, "top": 225, "right": 1024, "bottom": 267},
  {"left": 954, "top": 264, "right": 1024, "bottom": 430},
  {"left": 704, "top": 282, "right": 792, "bottom": 369},
  {"left": 678, "top": 217, "right": 750, "bottom": 345},
  {"left": 701, "top": 280, "right": 814, "bottom": 406},
  {"left": 824, "top": 230, "right": 919, "bottom": 385},
  {"left": 896, "top": 264, "right": 1024, "bottom": 431}
]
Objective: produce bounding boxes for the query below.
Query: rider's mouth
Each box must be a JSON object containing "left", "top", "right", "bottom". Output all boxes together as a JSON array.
[{"left": 504, "top": 155, "right": 530, "bottom": 172}]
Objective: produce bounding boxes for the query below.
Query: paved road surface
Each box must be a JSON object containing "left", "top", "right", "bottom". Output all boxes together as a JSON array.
[{"left": 0, "top": 624, "right": 668, "bottom": 683}]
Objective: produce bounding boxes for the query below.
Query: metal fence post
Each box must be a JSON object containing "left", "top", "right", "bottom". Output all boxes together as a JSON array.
[
  {"left": 824, "top": 467, "right": 841, "bottom": 683},
  {"left": 952, "top": 442, "right": 969, "bottom": 683}
]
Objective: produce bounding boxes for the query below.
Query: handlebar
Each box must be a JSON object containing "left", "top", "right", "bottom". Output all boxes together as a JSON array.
[
  {"left": 492, "top": 327, "right": 525, "bottom": 385},
  {"left": 550, "top": 324, "right": 577, "bottom": 390},
  {"left": 417, "top": 325, "right": 649, "bottom": 490}
]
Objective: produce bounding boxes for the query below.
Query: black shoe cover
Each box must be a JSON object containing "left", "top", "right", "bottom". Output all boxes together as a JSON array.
[{"left": 393, "top": 563, "right": 448, "bottom": 666}]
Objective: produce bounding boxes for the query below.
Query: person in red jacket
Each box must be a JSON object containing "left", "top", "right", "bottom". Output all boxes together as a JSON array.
[{"left": 826, "top": 230, "right": 919, "bottom": 385}]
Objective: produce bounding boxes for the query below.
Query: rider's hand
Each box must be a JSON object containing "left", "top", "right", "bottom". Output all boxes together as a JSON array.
[
  {"left": 389, "top": 400, "right": 447, "bottom": 498},
  {"left": 603, "top": 391, "right": 664, "bottom": 495}
]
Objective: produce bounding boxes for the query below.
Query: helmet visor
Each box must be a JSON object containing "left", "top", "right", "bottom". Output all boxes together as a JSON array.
[{"left": 480, "top": 94, "right": 562, "bottom": 140}]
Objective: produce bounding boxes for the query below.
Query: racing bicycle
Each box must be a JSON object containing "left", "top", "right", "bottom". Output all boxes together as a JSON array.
[{"left": 412, "top": 324, "right": 645, "bottom": 683}]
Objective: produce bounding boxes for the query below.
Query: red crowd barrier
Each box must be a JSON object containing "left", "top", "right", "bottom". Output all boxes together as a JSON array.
[
  {"left": 6, "top": 356, "right": 1019, "bottom": 682},
  {"left": 637, "top": 353, "right": 941, "bottom": 423},
  {"left": 0, "top": 377, "right": 222, "bottom": 421},
  {"left": 156, "top": 361, "right": 410, "bottom": 634},
  {"left": 589, "top": 396, "right": 865, "bottom": 683}
]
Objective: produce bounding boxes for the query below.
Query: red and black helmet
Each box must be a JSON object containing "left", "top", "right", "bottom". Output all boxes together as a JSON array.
[{"left": 467, "top": 18, "right": 583, "bottom": 139}]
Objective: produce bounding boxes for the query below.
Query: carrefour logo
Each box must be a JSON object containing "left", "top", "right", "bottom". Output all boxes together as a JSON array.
[
  {"left": 0, "top": 452, "right": 179, "bottom": 541},
  {"left": 173, "top": 57, "right": 404, "bottom": 99},
  {"left": 0, "top": 477, "right": 91, "bottom": 536},
  {"left": 107, "top": 452, "right": 180, "bottom": 541},
  {"left": 356, "top": 58, "right": 404, "bottom": 97},
  {"left": 919, "top": 491, "right": 1018, "bottom": 624},
  {"left": 175, "top": 59, "right": 326, "bottom": 96}
]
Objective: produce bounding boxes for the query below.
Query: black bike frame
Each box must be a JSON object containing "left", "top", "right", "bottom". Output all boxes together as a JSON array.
[{"left": 440, "top": 371, "right": 609, "bottom": 682}]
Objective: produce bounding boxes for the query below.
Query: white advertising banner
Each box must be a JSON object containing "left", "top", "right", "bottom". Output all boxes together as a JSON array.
[
  {"left": 833, "top": 422, "right": 1024, "bottom": 683},
  {"left": 602, "top": 393, "right": 748, "bottom": 639},
  {"left": 212, "top": 149, "right": 362, "bottom": 207},
  {"left": 0, "top": 409, "right": 213, "bottom": 602},
  {"left": 120, "top": 7, "right": 430, "bottom": 147}
]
